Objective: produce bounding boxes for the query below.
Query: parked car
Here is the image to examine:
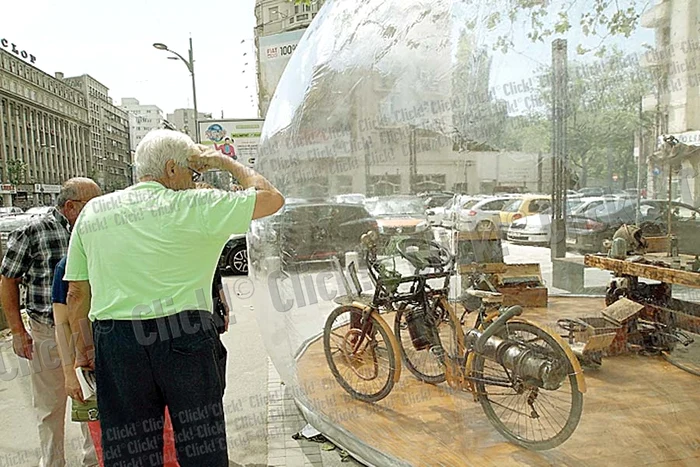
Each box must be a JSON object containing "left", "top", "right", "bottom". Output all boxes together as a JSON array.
[
  {"left": 218, "top": 234, "right": 248, "bottom": 275},
  {"left": 577, "top": 187, "right": 610, "bottom": 197},
  {"left": 426, "top": 194, "right": 471, "bottom": 226},
  {"left": 278, "top": 201, "right": 379, "bottom": 265},
  {"left": 636, "top": 200, "right": 700, "bottom": 254},
  {"left": 0, "top": 207, "right": 24, "bottom": 216},
  {"left": 499, "top": 195, "right": 551, "bottom": 232},
  {"left": 564, "top": 198, "right": 700, "bottom": 253},
  {"left": 365, "top": 195, "right": 430, "bottom": 247},
  {"left": 330, "top": 193, "right": 366, "bottom": 205},
  {"left": 26, "top": 206, "right": 53, "bottom": 215},
  {"left": 0, "top": 214, "right": 35, "bottom": 255},
  {"left": 446, "top": 196, "right": 509, "bottom": 232},
  {"left": 507, "top": 198, "right": 593, "bottom": 245},
  {"left": 419, "top": 192, "right": 455, "bottom": 210}
]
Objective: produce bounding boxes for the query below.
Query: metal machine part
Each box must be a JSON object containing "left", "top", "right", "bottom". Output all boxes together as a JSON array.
[{"left": 466, "top": 329, "right": 568, "bottom": 391}]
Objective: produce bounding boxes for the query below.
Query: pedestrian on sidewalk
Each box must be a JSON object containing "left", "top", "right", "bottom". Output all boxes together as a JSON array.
[
  {"left": 64, "top": 129, "right": 284, "bottom": 467},
  {"left": 0, "top": 178, "right": 102, "bottom": 467},
  {"left": 53, "top": 253, "right": 181, "bottom": 467}
]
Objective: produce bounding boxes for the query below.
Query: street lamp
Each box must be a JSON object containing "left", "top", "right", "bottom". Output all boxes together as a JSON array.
[{"left": 153, "top": 39, "right": 200, "bottom": 142}]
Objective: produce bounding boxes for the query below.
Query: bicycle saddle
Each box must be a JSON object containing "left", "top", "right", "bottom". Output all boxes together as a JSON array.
[{"left": 467, "top": 288, "right": 503, "bottom": 303}]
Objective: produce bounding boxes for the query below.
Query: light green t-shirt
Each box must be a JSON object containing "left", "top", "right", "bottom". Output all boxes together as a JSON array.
[{"left": 64, "top": 181, "right": 256, "bottom": 321}]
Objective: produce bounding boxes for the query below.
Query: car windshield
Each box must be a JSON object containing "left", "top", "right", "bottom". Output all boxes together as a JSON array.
[
  {"left": 461, "top": 199, "right": 480, "bottom": 209},
  {"left": 502, "top": 199, "right": 523, "bottom": 212},
  {"left": 566, "top": 200, "right": 584, "bottom": 214},
  {"left": 0, "top": 215, "right": 34, "bottom": 231},
  {"left": 425, "top": 196, "right": 451, "bottom": 209},
  {"left": 579, "top": 199, "right": 631, "bottom": 218},
  {"left": 27, "top": 207, "right": 51, "bottom": 213},
  {"left": 370, "top": 199, "right": 425, "bottom": 216}
]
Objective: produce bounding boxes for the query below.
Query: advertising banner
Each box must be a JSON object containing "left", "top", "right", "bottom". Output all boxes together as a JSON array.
[
  {"left": 198, "top": 119, "right": 264, "bottom": 168},
  {"left": 258, "top": 29, "right": 306, "bottom": 114}
]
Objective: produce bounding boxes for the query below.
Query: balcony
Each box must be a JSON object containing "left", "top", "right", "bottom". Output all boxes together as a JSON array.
[
  {"left": 641, "top": 1, "right": 671, "bottom": 29},
  {"left": 287, "top": 13, "right": 315, "bottom": 30}
]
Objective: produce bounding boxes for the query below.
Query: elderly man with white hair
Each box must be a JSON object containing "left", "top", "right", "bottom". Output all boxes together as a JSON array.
[{"left": 64, "top": 129, "right": 284, "bottom": 466}]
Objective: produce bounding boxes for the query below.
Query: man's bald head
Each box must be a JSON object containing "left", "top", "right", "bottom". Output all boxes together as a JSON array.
[
  {"left": 56, "top": 177, "right": 102, "bottom": 208},
  {"left": 56, "top": 177, "right": 102, "bottom": 225}
]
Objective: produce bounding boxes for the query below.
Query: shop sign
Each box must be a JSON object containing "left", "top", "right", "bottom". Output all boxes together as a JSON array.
[
  {"left": 0, "top": 184, "right": 16, "bottom": 194},
  {"left": 34, "top": 184, "right": 61, "bottom": 194}
]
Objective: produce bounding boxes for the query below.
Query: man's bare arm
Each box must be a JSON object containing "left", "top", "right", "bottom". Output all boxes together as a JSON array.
[
  {"left": 219, "top": 158, "right": 284, "bottom": 219},
  {"left": 189, "top": 148, "right": 285, "bottom": 220},
  {"left": 66, "top": 280, "right": 93, "bottom": 369},
  {"left": 0, "top": 275, "right": 33, "bottom": 359},
  {"left": 0, "top": 276, "right": 24, "bottom": 334}
]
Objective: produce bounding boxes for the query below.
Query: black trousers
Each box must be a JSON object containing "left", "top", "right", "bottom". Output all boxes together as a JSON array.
[{"left": 94, "top": 310, "right": 228, "bottom": 467}]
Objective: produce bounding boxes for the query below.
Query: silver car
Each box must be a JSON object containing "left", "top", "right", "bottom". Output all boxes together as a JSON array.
[
  {"left": 507, "top": 197, "right": 600, "bottom": 245},
  {"left": 445, "top": 196, "right": 510, "bottom": 232}
]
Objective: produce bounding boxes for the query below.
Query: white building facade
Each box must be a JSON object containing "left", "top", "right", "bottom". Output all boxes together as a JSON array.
[
  {"left": 640, "top": 0, "right": 700, "bottom": 205},
  {"left": 119, "top": 98, "right": 165, "bottom": 150},
  {"left": 254, "top": 0, "right": 324, "bottom": 118}
]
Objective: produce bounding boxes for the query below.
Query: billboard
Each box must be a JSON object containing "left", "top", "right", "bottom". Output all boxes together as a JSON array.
[
  {"left": 198, "top": 119, "right": 264, "bottom": 168},
  {"left": 258, "top": 29, "right": 306, "bottom": 115}
]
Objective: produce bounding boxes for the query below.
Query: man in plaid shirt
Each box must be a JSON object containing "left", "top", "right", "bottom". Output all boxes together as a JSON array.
[{"left": 0, "top": 177, "right": 101, "bottom": 467}]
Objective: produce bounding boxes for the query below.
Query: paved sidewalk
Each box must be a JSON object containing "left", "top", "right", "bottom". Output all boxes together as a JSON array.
[{"left": 266, "top": 359, "right": 364, "bottom": 467}]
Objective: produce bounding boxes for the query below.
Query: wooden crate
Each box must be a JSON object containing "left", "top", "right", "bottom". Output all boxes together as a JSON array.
[
  {"left": 498, "top": 286, "right": 548, "bottom": 308},
  {"left": 460, "top": 262, "right": 548, "bottom": 307},
  {"left": 644, "top": 235, "right": 670, "bottom": 253}
]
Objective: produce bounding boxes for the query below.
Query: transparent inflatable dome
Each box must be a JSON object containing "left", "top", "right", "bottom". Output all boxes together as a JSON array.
[{"left": 249, "top": 0, "right": 700, "bottom": 463}]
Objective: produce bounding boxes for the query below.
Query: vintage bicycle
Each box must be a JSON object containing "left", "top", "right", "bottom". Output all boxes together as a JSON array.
[{"left": 323, "top": 231, "right": 585, "bottom": 450}]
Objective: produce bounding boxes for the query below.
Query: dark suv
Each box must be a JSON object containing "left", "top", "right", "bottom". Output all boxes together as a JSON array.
[
  {"left": 276, "top": 201, "right": 378, "bottom": 266},
  {"left": 566, "top": 199, "right": 700, "bottom": 254}
]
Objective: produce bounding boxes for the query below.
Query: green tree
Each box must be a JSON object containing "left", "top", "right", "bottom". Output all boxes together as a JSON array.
[
  {"left": 7, "top": 158, "right": 28, "bottom": 185},
  {"left": 501, "top": 49, "right": 653, "bottom": 188}
]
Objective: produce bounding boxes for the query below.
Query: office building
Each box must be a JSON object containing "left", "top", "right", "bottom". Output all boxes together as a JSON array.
[
  {"left": 119, "top": 98, "right": 166, "bottom": 150},
  {"left": 0, "top": 47, "right": 91, "bottom": 206},
  {"left": 63, "top": 74, "right": 132, "bottom": 191}
]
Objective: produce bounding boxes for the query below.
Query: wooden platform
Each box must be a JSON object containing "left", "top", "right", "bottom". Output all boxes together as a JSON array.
[{"left": 296, "top": 296, "right": 700, "bottom": 466}]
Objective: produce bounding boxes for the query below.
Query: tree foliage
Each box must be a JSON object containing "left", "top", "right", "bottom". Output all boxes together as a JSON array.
[
  {"left": 501, "top": 48, "right": 654, "bottom": 188},
  {"left": 7, "top": 158, "right": 27, "bottom": 185},
  {"left": 292, "top": 0, "right": 645, "bottom": 55}
]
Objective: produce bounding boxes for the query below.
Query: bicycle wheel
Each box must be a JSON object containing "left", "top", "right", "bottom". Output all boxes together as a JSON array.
[
  {"left": 324, "top": 305, "right": 399, "bottom": 402},
  {"left": 394, "top": 301, "right": 460, "bottom": 384},
  {"left": 472, "top": 321, "right": 583, "bottom": 450}
]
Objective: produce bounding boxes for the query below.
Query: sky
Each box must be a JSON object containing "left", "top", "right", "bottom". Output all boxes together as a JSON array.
[
  {"left": 2, "top": 0, "right": 655, "bottom": 121},
  {"left": 1, "top": 0, "right": 259, "bottom": 118}
]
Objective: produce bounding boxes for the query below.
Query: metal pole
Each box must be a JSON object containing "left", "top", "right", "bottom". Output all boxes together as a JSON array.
[
  {"left": 635, "top": 98, "right": 643, "bottom": 226},
  {"left": 550, "top": 39, "right": 568, "bottom": 259},
  {"left": 668, "top": 161, "right": 673, "bottom": 240},
  {"left": 189, "top": 37, "right": 200, "bottom": 143},
  {"left": 537, "top": 151, "right": 543, "bottom": 193}
]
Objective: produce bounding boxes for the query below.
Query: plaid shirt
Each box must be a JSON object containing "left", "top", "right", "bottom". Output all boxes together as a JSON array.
[{"left": 0, "top": 208, "right": 70, "bottom": 325}]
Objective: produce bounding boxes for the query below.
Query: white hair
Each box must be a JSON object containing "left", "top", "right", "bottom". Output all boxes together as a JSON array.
[{"left": 134, "top": 129, "right": 196, "bottom": 179}]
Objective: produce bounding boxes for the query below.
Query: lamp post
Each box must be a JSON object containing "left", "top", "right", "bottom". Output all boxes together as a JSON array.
[{"left": 153, "top": 39, "right": 200, "bottom": 142}]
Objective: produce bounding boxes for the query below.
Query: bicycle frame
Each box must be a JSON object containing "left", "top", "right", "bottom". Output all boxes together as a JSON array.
[{"left": 354, "top": 238, "right": 586, "bottom": 395}]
